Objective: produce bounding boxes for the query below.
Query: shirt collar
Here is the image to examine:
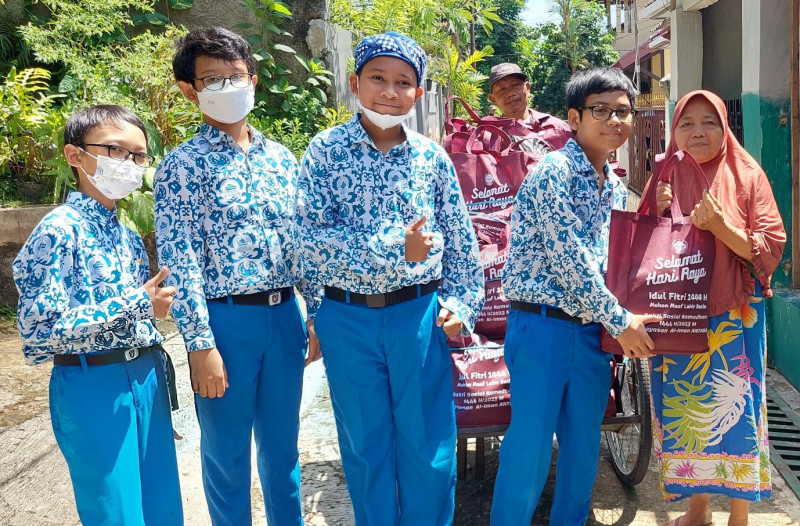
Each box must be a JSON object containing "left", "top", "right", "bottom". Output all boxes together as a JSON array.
[
  {"left": 562, "top": 138, "right": 610, "bottom": 176},
  {"left": 345, "top": 114, "right": 422, "bottom": 151},
  {"left": 199, "top": 122, "right": 265, "bottom": 149},
  {"left": 65, "top": 191, "right": 117, "bottom": 224}
]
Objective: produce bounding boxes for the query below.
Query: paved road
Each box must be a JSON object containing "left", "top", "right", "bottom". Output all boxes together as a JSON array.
[{"left": 2, "top": 329, "right": 800, "bottom": 525}]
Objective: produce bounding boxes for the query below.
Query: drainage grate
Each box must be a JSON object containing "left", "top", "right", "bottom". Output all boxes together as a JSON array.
[{"left": 767, "top": 386, "right": 800, "bottom": 500}]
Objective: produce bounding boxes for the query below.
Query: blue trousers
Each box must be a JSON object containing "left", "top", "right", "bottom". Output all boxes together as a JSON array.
[
  {"left": 201, "top": 297, "right": 306, "bottom": 526},
  {"left": 490, "top": 308, "right": 610, "bottom": 526},
  {"left": 314, "top": 292, "right": 456, "bottom": 526},
  {"left": 49, "top": 348, "right": 183, "bottom": 526}
]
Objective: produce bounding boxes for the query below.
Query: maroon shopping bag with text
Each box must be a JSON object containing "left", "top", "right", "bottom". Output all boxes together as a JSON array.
[
  {"left": 448, "top": 125, "right": 542, "bottom": 214},
  {"left": 471, "top": 213, "right": 511, "bottom": 339},
  {"left": 449, "top": 336, "right": 511, "bottom": 428},
  {"left": 601, "top": 151, "right": 715, "bottom": 355}
]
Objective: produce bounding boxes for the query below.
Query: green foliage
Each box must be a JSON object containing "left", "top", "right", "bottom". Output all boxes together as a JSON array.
[
  {"left": 1, "top": 0, "right": 340, "bottom": 223},
  {"left": 0, "top": 67, "right": 69, "bottom": 202},
  {"left": 474, "top": 0, "right": 524, "bottom": 112},
  {"left": 20, "top": 0, "right": 155, "bottom": 104},
  {"left": 6, "top": 1, "right": 198, "bottom": 214},
  {"left": 331, "top": 0, "right": 503, "bottom": 108},
  {"left": 442, "top": 43, "right": 492, "bottom": 110},
  {"left": 0, "top": 305, "right": 17, "bottom": 323},
  {"left": 112, "top": 28, "right": 200, "bottom": 155},
  {"left": 235, "top": 0, "right": 336, "bottom": 158},
  {"left": 252, "top": 95, "right": 353, "bottom": 160},
  {"left": 0, "top": 2, "right": 33, "bottom": 71},
  {"left": 236, "top": 0, "right": 333, "bottom": 125},
  {"left": 514, "top": 0, "right": 618, "bottom": 117},
  {"left": 117, "top": 167, "right": 156, "bottom": 237}
]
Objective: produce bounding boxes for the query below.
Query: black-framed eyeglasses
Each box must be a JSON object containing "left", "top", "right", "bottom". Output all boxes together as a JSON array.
[
  {"left": 194, "top": 73, "right": 253, "bottom": 91},
  {"left": 580, "top": 105, "right": 637, "bottom": 123},
  {"left": 81, "top": 143, "right": 155, "bottom": 167}
]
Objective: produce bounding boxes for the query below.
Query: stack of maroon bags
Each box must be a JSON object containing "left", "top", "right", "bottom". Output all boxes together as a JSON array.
[{"left": 443, "top": 97, "right": 568, "bottom": 428}]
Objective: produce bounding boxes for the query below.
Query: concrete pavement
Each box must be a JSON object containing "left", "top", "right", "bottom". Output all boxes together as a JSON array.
[{"left": 2, "top": 327, "right": 799, "bottom": 525}]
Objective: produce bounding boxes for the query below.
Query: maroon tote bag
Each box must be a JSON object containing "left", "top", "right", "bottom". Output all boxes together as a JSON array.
[{"left": 601, "top": 151, "right": 716, "bottom": 355}]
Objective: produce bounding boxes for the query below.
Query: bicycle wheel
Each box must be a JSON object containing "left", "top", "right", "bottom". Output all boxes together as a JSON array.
[{"left": 604, "top": 357, "right": 652, "bottom": 486}]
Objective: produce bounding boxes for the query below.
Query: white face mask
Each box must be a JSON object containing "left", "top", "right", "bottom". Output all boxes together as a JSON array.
[
  {"left": 80, "top": 150, "right": 144, "bottom": 200},
  {"left": 358, "top": 102, "right": 416, "bottom": 130},
  {"left": 197, "top": 83, "right": 255, "bottom": 124},
  {"left": 356, "top": 79, "right": 417, "bottom": 130}
]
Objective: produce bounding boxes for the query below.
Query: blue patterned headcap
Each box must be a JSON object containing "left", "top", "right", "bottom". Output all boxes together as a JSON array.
[{"left": 354, "top": 31, "right": 427, "bottom": 86}]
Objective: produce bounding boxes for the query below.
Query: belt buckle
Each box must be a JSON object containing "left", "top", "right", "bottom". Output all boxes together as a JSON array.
[
  {"left": 268, "top": 291, "right": 282, "bottom": 306},
  {"left": 125, "top": 348, "right": 139, "bottom": 361},
  {"left": 366, "top": 293, "right": 386, "bottom": 308}
]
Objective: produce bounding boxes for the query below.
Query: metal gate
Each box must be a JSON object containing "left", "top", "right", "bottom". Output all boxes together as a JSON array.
[{"left": 627, "top": 107, "right": 666, "bottom": 195}]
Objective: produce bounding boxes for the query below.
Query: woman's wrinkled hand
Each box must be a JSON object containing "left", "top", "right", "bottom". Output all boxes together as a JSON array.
[
  {"left": 690, "top": 190, "right": 726, "bottom": 233},
  {"left": 656, "top": 181, "right": 673, "bottom": 216}
]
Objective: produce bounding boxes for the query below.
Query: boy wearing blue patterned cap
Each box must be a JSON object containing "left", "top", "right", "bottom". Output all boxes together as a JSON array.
[{"left": 297, "top": 31, "right": 484, "bottom": 525}]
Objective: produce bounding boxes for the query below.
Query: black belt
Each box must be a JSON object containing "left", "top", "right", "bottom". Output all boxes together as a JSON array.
[
  {"left": 54, "top": 345, "right": 179, "bottom": 411},
  {"left": 325, "top": 280, "right": 440, "bottom": 308},
  {"left": 509, "top": 301, "right": 591, "bottom": 324},
  {"left": 207, "top": 287, "right": 293, "bottom": 306},
  {"left": 54, "top": 344, "right": 158, "bottom": 366}
]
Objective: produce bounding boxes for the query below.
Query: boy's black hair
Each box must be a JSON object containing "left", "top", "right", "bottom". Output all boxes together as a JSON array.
[
  {"left": 565, "top": 67, "right": 638, "bottom": 111},
  {"left": 64, "top": 105, "right": 148, "bottom": 179},
  {"left": 172, "top": 27, "right": 256, "bottom": 84},
  {"left": 64, "top": 104, "right": 148, "bottom": 147}
]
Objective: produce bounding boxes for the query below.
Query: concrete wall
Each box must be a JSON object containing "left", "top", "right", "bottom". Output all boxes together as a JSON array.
[
  {"left": 670, "top": 8, "right": 703, "bottom": 100},
  {"left": 701, "top": 0, "right": 742, "bottom": 100},
  {"left": 742, "top": 0, "right": 793, "bottom": 98},
  {"left": 0, "top": 206, "right": 57, "bottom": 308},
  {"left": 313, "top": 22, "right": 357, "bottom": 112}
]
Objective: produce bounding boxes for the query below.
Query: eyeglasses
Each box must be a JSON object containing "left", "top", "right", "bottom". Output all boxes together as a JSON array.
[
  {"left": 194, "top": 73, "right": 253, "bottom": 91},
  {"left": 81, "top": 144, "right": 155, "bottom": 167},
  {"left": 580, "top": 105, "right": 637, "bottom": 123}
]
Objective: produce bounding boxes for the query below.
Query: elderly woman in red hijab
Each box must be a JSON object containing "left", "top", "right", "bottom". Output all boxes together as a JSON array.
[{"left": 644, "top": 90, "right": 785, "bottom": 526}]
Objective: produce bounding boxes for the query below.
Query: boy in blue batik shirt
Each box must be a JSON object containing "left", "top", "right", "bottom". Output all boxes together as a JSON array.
[
  {"left": 491, "top": 67, "right": 659, "bottom": 525},
  {"left": 13, "top": 105, "right": 182, "bottom": 525},
  {"left": 155, "top": 27, "right": 319, "bottom": 526},
  {"left": 297, "top": 32, "right": 484, "bottom": 526}
]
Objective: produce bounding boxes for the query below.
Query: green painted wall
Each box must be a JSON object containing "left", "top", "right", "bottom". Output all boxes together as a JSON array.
[
  {"left": 741, "top": 93, "right": 793, "bottom": 289},
  {"left": 767, "top": 291, "right": 800, "bottom": 389},
  {"left": 742, "top": 93, "right": 798, "bottom": 388}
]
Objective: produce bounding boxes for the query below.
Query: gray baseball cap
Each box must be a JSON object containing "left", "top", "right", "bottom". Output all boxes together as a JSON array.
[{"left": 488, "top": 63, "right": 528, "bottom": 91}]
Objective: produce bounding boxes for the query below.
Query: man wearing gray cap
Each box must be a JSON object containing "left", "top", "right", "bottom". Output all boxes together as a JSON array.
[{"left": 488, "top": 62, "right": 572, "bottom": 151}]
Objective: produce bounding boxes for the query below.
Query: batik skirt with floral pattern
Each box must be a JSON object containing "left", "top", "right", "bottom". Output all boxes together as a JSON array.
[{"left": 650, "top": 280, "right": 771, "bottom": 502}]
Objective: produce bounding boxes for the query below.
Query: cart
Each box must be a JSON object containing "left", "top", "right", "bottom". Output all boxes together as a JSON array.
[
  {"left": 444, "top": 96, "right": 653, "bottom": 487},
  {"left": 455, "top": 355, "right": 652, "bottom": 487}
]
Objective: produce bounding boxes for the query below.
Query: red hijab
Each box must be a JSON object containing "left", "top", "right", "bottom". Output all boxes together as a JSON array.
[{"left": 641, "top": 90, "right": 786, "bottom": 316}]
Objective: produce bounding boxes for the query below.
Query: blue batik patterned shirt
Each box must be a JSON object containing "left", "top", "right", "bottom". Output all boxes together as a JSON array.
[
  {"left": 502, "top": 138, "right": 634, "bottom": 337},
  {"left": 155, "top": 123, "right": 318, "bottom": 352},
  {"left": 297, "top": 114, "right": 485, "bottom": 331},
  {"left": 13, "top": 192, "right": 161, "bottom": 365}
]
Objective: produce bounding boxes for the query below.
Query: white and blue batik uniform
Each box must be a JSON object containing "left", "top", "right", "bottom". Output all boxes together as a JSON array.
[
  {"left": 13, "top": 191, "right": 182, "bottom": 524},
  {"left": 298, "top": 113, "right": 484, "bottom": 526},
  {"left": 491, "top": 139, "right": 632, "bottom": 526},
  {"left": 155, "top": 123, "right": 312, "bottom": 526}
]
